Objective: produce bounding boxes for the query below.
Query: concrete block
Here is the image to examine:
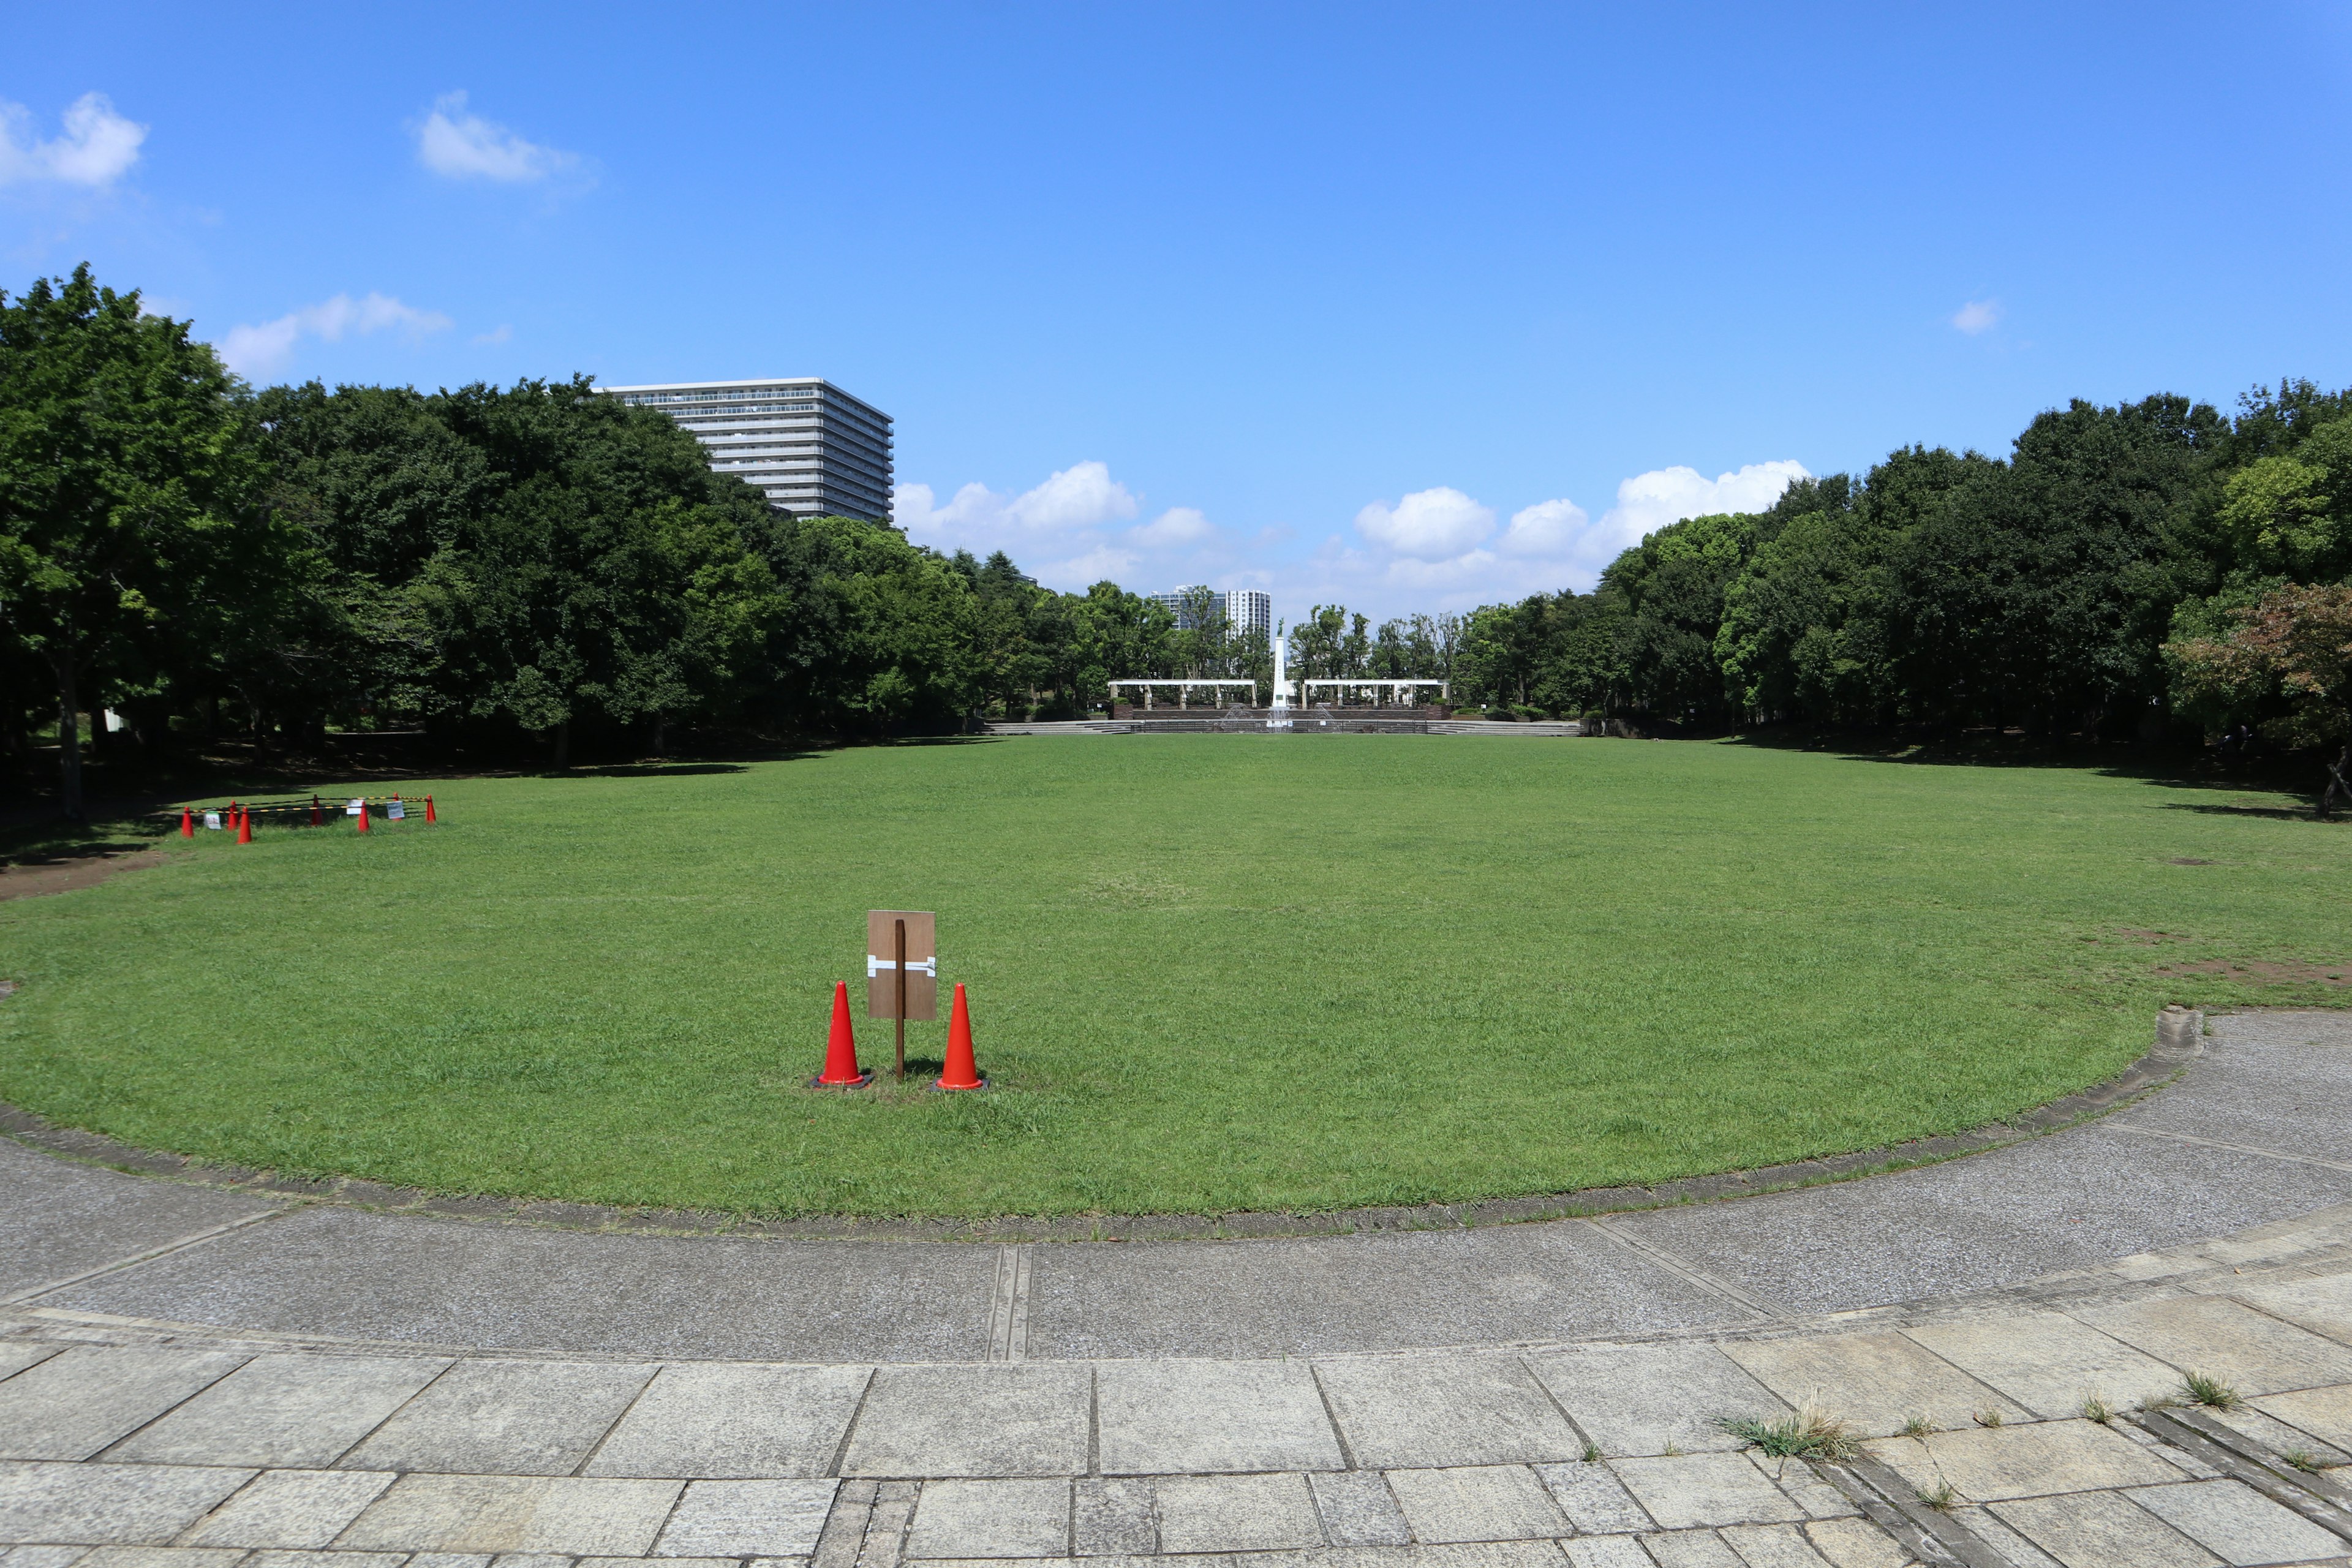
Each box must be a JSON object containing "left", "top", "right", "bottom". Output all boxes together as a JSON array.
[
  {"left": 1072, "top": 1477, "right": 1155, "bottom": 1556},
  {"left": 111, "top": 1354, "right": 446, "bottom": 1467},
  {"left": 0, "top": 1548, "right": 96, "bottom": 1568},
  {"left": 840, "top": 1366, "right": 1090, "bottom": 1478},
  {"left": 1746, "top": 1453, "right": 1855, "bottom": 1520},
  {"left": 337, "top": 1359, "right": 655, "bottom": 1476},
  {"left": 1718, "top": 1523, "right": 1834, "bottom": 1567},
  {"left": 1860, "top": 1419, "right": 2184, "bottom": 1503},
  {"left": 1534, "top": 1459, "right": 1654, "bottom": 1532},
  {"left": 69, "top": 1551, "right": 246, "bottom": 1568},
  {"left": 1800, "top": 1518, "right": 1912, "bottom": 1568},
  {"left": 586, "top": 1363, "right": 869, "bottom": 1479},
  {"left": 334, "top": 1474, "right": 682, "bottom": 1554},
  {"left": 0, "top": 1461, "right": 252, "bottom": 1546},
  {"left": 652, "top": 1479, "right": 837, "bottom": 1556},
  {"left": 2252, "top": 1382, "right": 2352, "bottom": 1453},
  {"left": 1306, "top": 1471, "right": 1411, "bottom": 1547},
  {"left": 1382, "top": 1464, "right": 1566, "bottom": 1543},
  {"left": 242, "top": 1553, "right": 411, "bottom": 1568},
  {"left": 2127, "top": 1479, "right": 2345, "bottom": 1565},
  {"left": 1562, "top": 1539, "right": 1656, "bottom": 1568},
  {"left": 1902, "top": 1311, "right": 2182, "bottom": 1420},
  {"left": 1096, "top": 1360, "right": 1341, "bottom": 1474},
  {"left": 2075, "top": 1295, "right": 2352, "bottom": 1396},
  {"left": 1528, "top": 1341, "right": 1791, "bottom": 1457},
  {"left": 1640, "top": 1530, "right": 1744, "bottom": 1568},
  {"left": 180, "top": 1468, "right": 397, "bottom": 1547},
  {"left": 1948, "top": 1506, "right": 2064, "bottom": 1568},
  {"left": 1610, "top": 1453, "right": 1804, "bottom": 1529},
  {"left": 904, "top": 1478, "right": 1070, "bottom": 1559},
  {"left": 1723, "top": 1331, "right": 2022, "bottom": 1438},
  {"left": 2234, "top": 1273, "right": 2352, "bottom": 1346},
  {"left": 1153, "top": 1473, "right": 1321, "bottom": 1553},
  {"left": 0, "top": 1345, "right": 61, "bottom": 1381},
  {"left": 0, "top": 1349, "right": 248, "bottom": 1461},
  {"left": 1313, "top": 1355, "right": 1581, "bottom": 1468},
  {"left": 1988, "top": 1491, "right": 2220, "bottom": 1567}
]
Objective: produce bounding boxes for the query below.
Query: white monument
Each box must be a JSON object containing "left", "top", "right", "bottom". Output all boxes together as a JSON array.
[{"left": 1270, "top": 617, "right": 1291, "bottom": 712}]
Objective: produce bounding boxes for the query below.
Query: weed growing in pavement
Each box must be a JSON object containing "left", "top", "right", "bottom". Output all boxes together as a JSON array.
[
  {"left": 2284, "top": 1448, "right": 2323, "bottom": 1474},
  {"left": 2183, "top": 1372, "right": 2242, "bottom": 1409},
  {"left": 1664, "top": 1441, "right": 1683, "bottom": 1456},
  {"left": 1901, "top": 1414, "right": 1933, "bottom": 1438},
  {"left": 1717, "top": 1400, "right": 1858, "bottom": 1461},
  {"left": 2081, "top": 1395, "right": 2115, "bottom": 1425},
  {"left": 1581, "top": 1440, "right": 1602, "bottom": 1463},
  {"left": 1917, "top": 1481, "right": 1959, "bottom": 1511},
  {"left": 1973, "top": 1407, "right": 2003, "bottom": 1428}
]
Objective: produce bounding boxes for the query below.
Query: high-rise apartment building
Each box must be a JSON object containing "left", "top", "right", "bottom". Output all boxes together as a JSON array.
[
  {"left": 597, "top": 379, "right": 892, "bottom": 520},
  {"left": 1151, "top": 586, "right": 1272, "bottom": 637}
]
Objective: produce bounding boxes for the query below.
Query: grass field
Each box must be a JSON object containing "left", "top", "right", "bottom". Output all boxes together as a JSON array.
[{"left": 0, "top": 736, "right": 2345, "bottom": 1218}]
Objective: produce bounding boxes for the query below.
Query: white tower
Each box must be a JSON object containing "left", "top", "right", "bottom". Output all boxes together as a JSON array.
[{"left": 1270, "top": 618, "right": 1291, "bottom": 710}]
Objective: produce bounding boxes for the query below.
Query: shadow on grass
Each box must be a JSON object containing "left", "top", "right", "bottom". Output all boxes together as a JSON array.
[
  {"left": 0, "top": 838, "right": 154, "bottom": 870},
  {"left": 2156, "top": 801, "right": 2339, "bottom": 822},
  {"left": 557, "top": 762, "right": 753, "bottom": 778}
]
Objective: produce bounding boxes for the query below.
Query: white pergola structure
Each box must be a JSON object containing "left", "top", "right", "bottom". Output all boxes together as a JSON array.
[
  {"left": 1109, "top": 679, "right": 1261, "bottom": 710},
  {"left": 1300, "top": 679, "right": 1449, "bottom": 706}
]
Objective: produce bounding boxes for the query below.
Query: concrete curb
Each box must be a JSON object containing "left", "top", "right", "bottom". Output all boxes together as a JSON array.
[{"left": 0, "top": 1012, "right": 2206, "bottom": 1245}]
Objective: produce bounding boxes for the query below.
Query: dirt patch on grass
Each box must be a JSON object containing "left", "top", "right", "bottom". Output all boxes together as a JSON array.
[
  {"left": 2153, "top": 958, "right": 2352, "bottom": 987},
  {"left": 0, "top": 844, "right": 166, "bottom": 902}
]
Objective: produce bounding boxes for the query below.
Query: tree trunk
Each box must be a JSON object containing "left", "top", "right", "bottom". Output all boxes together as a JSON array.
[
  {"left": 2323, "top": 743, "right": 2351, "bottom": 819},
  {"left": 552, "top": 719, "right": 571, "bottom": 771},
  {"left": 52, "top": 633, "right": 85, "bottom": 823},
  {"left": 652, "top": 714, "right": 667, "bottom": 757}
]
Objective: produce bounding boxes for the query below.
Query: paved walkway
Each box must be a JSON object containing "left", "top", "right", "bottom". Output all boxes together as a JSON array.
[{"left": 3, "top": 1012, "right": 2351, "bottom": 1565}]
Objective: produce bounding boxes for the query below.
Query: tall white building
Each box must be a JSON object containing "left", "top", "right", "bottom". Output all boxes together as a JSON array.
[
  {"left": 1152, "top": 586, "right": 1272, "bottom": 637},
  {"left": 596, "top": 378, "right": 892, "bottom": 520}
]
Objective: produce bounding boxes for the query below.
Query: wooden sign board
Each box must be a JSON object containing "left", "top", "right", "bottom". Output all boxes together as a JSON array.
[{"left": 867, "top": 910, "right": 938, "bottom": 1020}]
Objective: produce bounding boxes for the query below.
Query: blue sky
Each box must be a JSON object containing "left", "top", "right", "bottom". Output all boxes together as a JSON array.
[{"left": 6, "top": 3, "right": 2350, "bottom": 620}]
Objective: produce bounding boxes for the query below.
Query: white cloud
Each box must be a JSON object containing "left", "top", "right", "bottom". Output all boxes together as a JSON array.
[
  {"left": 1352, "top": 486, "right": 1495, "bottom": 559},
  {"left": 0, "top": 92, "right": 146, "bottom": 188},
  {"left": 219, "top": 292, "right": 454, "bottom": 377},
  {"left": 1498, "top": 497, "right": 1589, "bottom": 556},
  {"left": 1951, "top": 298, "right": 2000, "bottom": 334},
  {"left": 414, "top": 92, "right": 576, "bottom": 182},
  {"left": 1600, "top": 461, "right": 1809, "bottom": 546},
  {"left": 472, "top": 323, "right": 514, "bottom": 345},
  {"left": 1131, "top": 506, "right": 1213, "bottom": 547}
]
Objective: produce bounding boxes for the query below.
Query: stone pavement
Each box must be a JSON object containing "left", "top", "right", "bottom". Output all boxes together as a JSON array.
[{"left": 3, "top": 1012, "right": 2352, "bottom": 1564}]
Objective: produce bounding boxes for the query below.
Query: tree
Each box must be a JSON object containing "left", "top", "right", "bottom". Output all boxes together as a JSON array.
[
  {"left": 0, "top": 265, "right": 282, "bottom": 818},
  {"left": 2171, "top": 584, "right": 2352, "bottom": 812}
]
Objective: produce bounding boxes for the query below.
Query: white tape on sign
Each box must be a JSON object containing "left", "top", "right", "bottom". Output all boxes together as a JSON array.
[
  {"left": 865, "top": 955, "right": 938, "bottom": 978},
  {"left": 345, "top": 799, "right": 364, "bottom": 815},
  {"left": 203, "top": 811, "right": 222, "bottom": 831}
]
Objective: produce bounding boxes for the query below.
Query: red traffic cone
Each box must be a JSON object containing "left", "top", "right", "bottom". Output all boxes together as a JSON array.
[
  {"left": 810, "top": 981, "right": 872, "bottom": 1087},
  {"left": 424, "top": 794, "right": 437, "bottom": 824},
  {"left": 935, "top": 982, "right": 987, "bottom": 1091},
  {"left": 236, "top": 809, "right": 252, "bottom": 845},
  {"left": 355, "top": 799, "right": 371, "bottom": 834},
  {"left": 310, "top": 794, "right": 322, "bottom": 827},
  {"left": 180, "top": 807, "right": 194, "bottom": 838}
]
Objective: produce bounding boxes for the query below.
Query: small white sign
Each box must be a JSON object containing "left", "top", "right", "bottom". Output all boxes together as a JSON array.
[
  {"left": 345, "top": 798, "right": 366, "bottom": 816},
  {"left": 203, "top": 811, "right": 222, "bottom": 831},
  {"left": 386, "top": 799, "right": 405, "bottom": 820}
]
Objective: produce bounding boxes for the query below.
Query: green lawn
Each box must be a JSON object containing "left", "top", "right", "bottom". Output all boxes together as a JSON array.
[{"left": 0, "top": 737, "right": 2343, "bottom": 1218}]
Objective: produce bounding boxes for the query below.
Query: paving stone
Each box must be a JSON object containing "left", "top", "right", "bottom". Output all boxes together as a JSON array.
[
  {"left": 1382, "top": 1464, "right": 1566, "bottom": 1543},
  {"left": 1611, "top": 1453, "right": 1805, "bottom": 1530},
  {"left": 109, "top": 1353, "right": 446, "bottom": 1467},
  {"left": 405, "top": 1556, "right": 494, "bottom": 1568},
  {"left": 1534, "top": 1460, "right": 1653, "bottom": 1532},
  {"left": 839, "top": 1365, "right": 1090, "bottom": 1478},
  {"left": 0, "top": 1461, "right": 252, "bottom": 1546},
  {"left": 1800, "top": 1518, "right": 1912, "bottom": 1568},
  {"left": 0, "top": 1550, "right": 94, "bottom": 1568},
  {"left": 1073, "top": 1477, "right": 1156, "bottom": 1555},
  {"left": 337, "top": 1359, "right": 655, "bottom": 1476},
  {"left": 484, "top": 1556, "right": 572, "bottom": 1568},
  {"left": 71, "top": 1551, "right": 247, "bottom": 1568},
  {"left": 582, "top": 1559, "right": 740, "bottom": 1568},
  {"left": 653, "top": 1479, "right": 839, "bottom": 1556},
  {"left": 2252, "top": 1383, "right": 2352, "bottom": 1452},
  {"left": 0, "top": 1349, "right": 249, "bottom": 1461},
  {"left": 2125, "top": 1479, "right": 2346, "bottom": 1566},
  {"left": 1313, "top": 1355, "right": 1581, "bottom": 1468},
  {"left": 1718, "top": 1523, "right": 1836, "bottom": 1567},
  {"left": 585, "top": 1363, "right": 869, "bottom": 1478},
  {"left": 1562, "top": 1539, "right": 1657, "bottom": 1568},
  {"left": 2075, "top": 1295, "right": 2352, "bottom": 1396},
  {"left": 334, "top": 1474, "right": 682, "bottom": 1554},
  {"left": 1949, "top": 1506, "right": 2062, "bottom": 1568},
  {"left": 1642, "top": 1530, "right": 1745, "bottom": 1568},
  {"left": 179, "top": 1467, "right": 398, "bottom": 1547},
  {"left": 1528, "top": 1341, "right": 1792, "bottom": 1457},
  {"left": 1306, "top": 1471, "right": 1410, "bottom": 1547},
  {"left": 0, "top": 1345, "right": 61, "bottom": 1381},
  {"left": 1096, "top": 1360, "right": 1342, "bottom": 1474},
  {"left": 1747, "top": 1455, "right": 1855, "bottom": 1520},
  {"left": 1988, "top": 1491, "right": 2221, "bottom": 1567},
  {"left": 904, "top": 1477, "right": 1069, "bottom": 1559},
  {"left": 1721, "top": 1332, "right": 2022, "bottom": 1438},
  {"left": 1860, "top": 1418, "right": 2180, "bottom": 1504},
  {"left": 243, "top": 1553, "right": 411, "bottom": 1568},
  {"left": 1153, "top": 1473, "right": 1322, "bottom": 1553},
  {"left": 1901, "top": 1311, "right": 2183, "bottom": 1420},
  {"left": 2233, "top": 1273, "right": 2352, "bottom": 1345},
  {"left": 2203, "top": 1401, "right": 2352, "bottom": 1466}
]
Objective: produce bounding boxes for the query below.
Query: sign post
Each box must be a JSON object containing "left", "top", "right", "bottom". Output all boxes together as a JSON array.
[{"left": 867, "top": 911, "right": 937, "bottom": 1082}]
